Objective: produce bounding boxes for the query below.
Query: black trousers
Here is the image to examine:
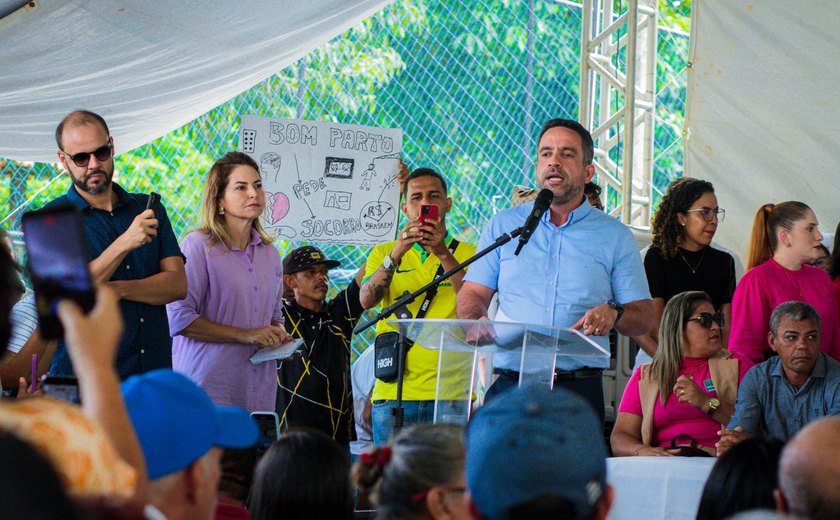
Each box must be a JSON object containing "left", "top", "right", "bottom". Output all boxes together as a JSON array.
[{"left": 485, "top": 369, "right": 605, "bottom": 425}]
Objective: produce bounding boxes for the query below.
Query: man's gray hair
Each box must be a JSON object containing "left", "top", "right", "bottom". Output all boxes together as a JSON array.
[{"left": 769, "top": 301, "right": 821, "bottom": 337}]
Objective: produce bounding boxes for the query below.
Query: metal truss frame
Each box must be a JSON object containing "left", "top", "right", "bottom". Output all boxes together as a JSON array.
[{"left": 580, "top": 0, "right": 658, "bottom": 226}]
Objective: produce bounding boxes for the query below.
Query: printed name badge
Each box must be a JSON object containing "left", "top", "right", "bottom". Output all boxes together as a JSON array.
[{"left": 703, "top": 378, "right": 715, "bottom": 393}]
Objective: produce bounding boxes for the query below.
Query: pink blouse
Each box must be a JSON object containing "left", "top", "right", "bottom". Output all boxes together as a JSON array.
[
  {"left": 729, "top": 259, "right": 840, "bottom": 364},
  {"left": 618, "top": 353, "right": 753, "bottom": 448}
]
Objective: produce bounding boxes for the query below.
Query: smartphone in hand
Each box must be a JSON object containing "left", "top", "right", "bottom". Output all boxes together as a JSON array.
[
  {"left": 145, "top": 192, "right": 161, "bottom": 216},
  {"left": 251, "top": 411, "right": 281, "bottom": 456},
  {"left": 419, "top": 204, "right": 439, "bottom": 224},
  {"left": 22, "top": 205, "right": 96, "bottom": 340},
  {"left": 41, "top": 375, "right": 81, "bottom": 404}
]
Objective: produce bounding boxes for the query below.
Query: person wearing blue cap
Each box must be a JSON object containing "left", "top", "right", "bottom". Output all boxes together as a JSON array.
[
  {"left": 465, "top": 384, "right": 614, "bottom": 520},
  {"left": 122, "top": 369, "right": 258, "bottom": 520}
]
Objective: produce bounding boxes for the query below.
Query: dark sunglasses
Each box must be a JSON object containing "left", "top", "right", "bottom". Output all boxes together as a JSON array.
[
  {"left": 688, "top": 311, "right": 725, "bottom": 329},
  {"left": 62, "top": 140, "right": 113, "bottom": 167}
]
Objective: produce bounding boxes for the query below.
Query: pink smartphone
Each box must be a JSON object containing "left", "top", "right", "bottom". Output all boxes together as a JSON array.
[{"left": 419, "top": 204, "right": 439, "bottom": 224}]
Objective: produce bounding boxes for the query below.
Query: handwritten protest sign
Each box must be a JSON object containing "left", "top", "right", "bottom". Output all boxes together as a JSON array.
[{"left": 240, "top": 115, "right": 403, "bottom": 246}]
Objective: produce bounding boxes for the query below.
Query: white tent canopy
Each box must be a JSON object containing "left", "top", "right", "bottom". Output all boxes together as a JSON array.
[
  {"left": 0, "top": 0, "right": 392, "bottom": 163},
  {"left": 685, "top": 0, "right": 838, "bottom": 258},
  {"left": 1, "top": 0, "right": 836, "bottom": 252}
]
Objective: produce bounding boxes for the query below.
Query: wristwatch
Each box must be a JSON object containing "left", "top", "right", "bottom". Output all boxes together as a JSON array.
[
  {"left": 607, "top": 299, "right": 624, "bottom": 325},
  {"left": 707, "top": 398, "right": 720, "bottom": 414},
  {"left": 382, "top": 254, "right": 398, "bottom": 274}
]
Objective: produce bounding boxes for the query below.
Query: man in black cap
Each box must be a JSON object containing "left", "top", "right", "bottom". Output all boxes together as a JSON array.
[{"left": 275, "top": 245, "right": 370, "bottom": 449}]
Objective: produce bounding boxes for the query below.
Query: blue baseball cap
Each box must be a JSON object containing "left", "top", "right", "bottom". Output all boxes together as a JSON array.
[
  {"left": 122, "top": 369, "right": 258, "bottom": 479},
  {"left": 466, "top": 384, "right": 607, "bottom": 519}
]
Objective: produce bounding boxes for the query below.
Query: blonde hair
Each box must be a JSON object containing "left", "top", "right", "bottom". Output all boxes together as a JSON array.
[
  {"left": 198, "top": 151, "right": 273, "bottom": 248},
  {"left": 649, "top": 291, "right": 713, "bottom": 403}
]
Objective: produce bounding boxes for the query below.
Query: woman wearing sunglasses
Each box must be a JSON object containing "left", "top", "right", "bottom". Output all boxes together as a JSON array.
[
  {"left": 611, "top": 291, "right": 753, "bottom": 456},
  {"left": 633, "top": 178, "right": 736, "bottom": 366},
  {"left": 354, "top": 423, "right": 470, "bottom": 520},
  {"left": 729, "top": 202, "right": 840, "bottom": 364}
]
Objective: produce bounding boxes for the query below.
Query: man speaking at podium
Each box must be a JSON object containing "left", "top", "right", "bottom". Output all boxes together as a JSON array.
[{"left": 457, "top": 119, "right": 652, "bottom": 422}]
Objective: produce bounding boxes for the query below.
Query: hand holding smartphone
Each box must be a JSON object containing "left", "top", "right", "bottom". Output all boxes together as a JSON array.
[
  {"left": 145, "top": 191, "right": 161, "bottom": 216},
  {"left": 251, "top": 411, "right": 281, "bottom": 455},
  {"left": 41, "top": 375, "right": 81, "bottom": 404},
  {"left": 22, "top": 205, "right": 96, "bottom": 340},
  {"left": 419, "top": 204, "right": 439, "bottom": 224}
]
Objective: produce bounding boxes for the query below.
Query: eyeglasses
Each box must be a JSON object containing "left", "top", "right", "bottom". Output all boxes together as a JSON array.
[
  {"left": 411, "top": 485, "right": 466, "bottom": 502},
  {"left": 685, "top": 207, "right": 725, "bottom": 223},
  {"left": 688, "top": 311, "right": 725, "bottom": 329},
  {"left": 61, "top": 140, "right": 113, "bottom": 167}
]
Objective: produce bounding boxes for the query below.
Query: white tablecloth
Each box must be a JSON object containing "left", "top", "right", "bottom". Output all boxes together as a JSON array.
[{"left": 606, "top": 456, "right": 716, "bottom": 520}]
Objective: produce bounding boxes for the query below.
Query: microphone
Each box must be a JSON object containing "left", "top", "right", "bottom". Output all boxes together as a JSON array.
[{"left": 514, "top": 188, "right": 553, "bottom": 256}]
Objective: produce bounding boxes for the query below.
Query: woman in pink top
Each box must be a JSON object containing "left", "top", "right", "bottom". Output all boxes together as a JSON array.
[
  {"left": 729, "top": 202, "right": 840, "bottom": 364},
  {"left": 167, "top": 152, "right": 291, "bottom": 412},
  {"left": 611, "top": 291, "right": 752, "bottom": 456},
  {"left": 830, "top": 222, "right": 840, "bottom": 324}
]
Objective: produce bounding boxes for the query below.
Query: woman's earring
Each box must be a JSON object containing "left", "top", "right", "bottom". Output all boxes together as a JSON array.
[{"left": 219, "top": 206, "right": 225, "bottom": 215}]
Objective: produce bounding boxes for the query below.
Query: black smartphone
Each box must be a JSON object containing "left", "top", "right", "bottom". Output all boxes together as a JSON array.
[
  {"left": 22, "top": 204, "right": 96, "bottom": 340},
  {"left": 251, "top": 411, "right": 281, "bottom": 456},
  {"left": 145, "top": 192, "right": 161, "bottom": 216},
  {"left": 41, "top": 375, "right": 81, "bottom": 404}
]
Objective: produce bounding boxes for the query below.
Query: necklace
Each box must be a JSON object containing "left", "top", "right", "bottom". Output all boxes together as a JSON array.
[{"left": 678, "top": 247, "right": 706, "bottom": 274}]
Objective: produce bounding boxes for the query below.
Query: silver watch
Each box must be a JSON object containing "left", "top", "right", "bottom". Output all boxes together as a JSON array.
[{"left": 382, "top": 254, "right": 398, "bottom": 273}]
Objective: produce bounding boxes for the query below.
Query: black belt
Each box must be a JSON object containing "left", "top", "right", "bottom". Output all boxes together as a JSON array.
[{"left": 493, "top": 367, "right": 603, "bottom": 381}]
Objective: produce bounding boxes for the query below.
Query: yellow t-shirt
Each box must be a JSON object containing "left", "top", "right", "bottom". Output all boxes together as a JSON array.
[{"left": 365, "top": 237, "right": 477, "bottom": 401}]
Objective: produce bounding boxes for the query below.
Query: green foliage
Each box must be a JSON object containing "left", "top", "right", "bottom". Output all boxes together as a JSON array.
[{"left": 0, "top": 0, "right": 692, "bottom": 356}]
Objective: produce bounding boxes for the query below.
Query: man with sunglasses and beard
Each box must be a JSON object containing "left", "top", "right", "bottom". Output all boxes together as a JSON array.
[
  {"left": 718, "top": 301, "right": 840, "bottom": 455},
  {"left": 43, "top": 110, "right": 186, "bottom": 379}
]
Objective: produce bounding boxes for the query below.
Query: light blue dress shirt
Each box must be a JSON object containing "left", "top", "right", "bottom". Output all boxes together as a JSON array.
[{"left": 464, "top": 199, "right": 650, "bottom": 370}]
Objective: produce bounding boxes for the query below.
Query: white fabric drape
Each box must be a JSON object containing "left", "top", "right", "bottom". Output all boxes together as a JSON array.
[
  {"left": 0, "top": 0, "right": 393, "bottom": 163},
  {"left": 685, "top": 0, "right": 839, "bottom": 259}
]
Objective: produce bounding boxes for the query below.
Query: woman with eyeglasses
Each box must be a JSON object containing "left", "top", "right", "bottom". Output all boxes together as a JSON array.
[
  {"left": 611, "top": 291, "right": 752, "bottom": 456},
  {"left": 729, "top": 202, "right": 840, "bottom": 364},
  {"left": 353, "top": 423, "right": 470, "bottom": 520},
  {"left": 634, "top": 178, "right": 736, "bottom": 365}
]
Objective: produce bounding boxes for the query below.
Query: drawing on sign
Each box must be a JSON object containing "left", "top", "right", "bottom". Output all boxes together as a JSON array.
[
  {"left": 264, "top": 192, "right": 296, "bottom": 239},
  {"left": 291, "top": 154, "right": 315, "bottom": 219},
  {"left": 242, "top": 129, "right": 257, "bottom": 153},
  {"left": 359, "top": 163, "right": 376, "bottom": 191},
  {"left": 260, "top": 152, "right": 282, "bottom": 183},
  {"left": 267, "top": 192, "right": 290, "bottom": 223},
  {"left": 360, "top": 201, "right": 395, "bottom": 237},
  {"left": 241, "top": 115, "right": 402, "bottom": 246},
  {"left": 324, "top": 157, "right": 354, "bottom": 179},
  {"left": 324, "top": 190, "right": 352, "bottom": 211}
]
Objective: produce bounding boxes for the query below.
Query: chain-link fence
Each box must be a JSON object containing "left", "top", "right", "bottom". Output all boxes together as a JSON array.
[{"left": 0, "top": 0, "right": 691, "bottom": 356}]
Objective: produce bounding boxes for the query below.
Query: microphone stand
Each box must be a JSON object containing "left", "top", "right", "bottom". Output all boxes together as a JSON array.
[{"left": 354, "top": 225, "right": 525, "bottom": 435}]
